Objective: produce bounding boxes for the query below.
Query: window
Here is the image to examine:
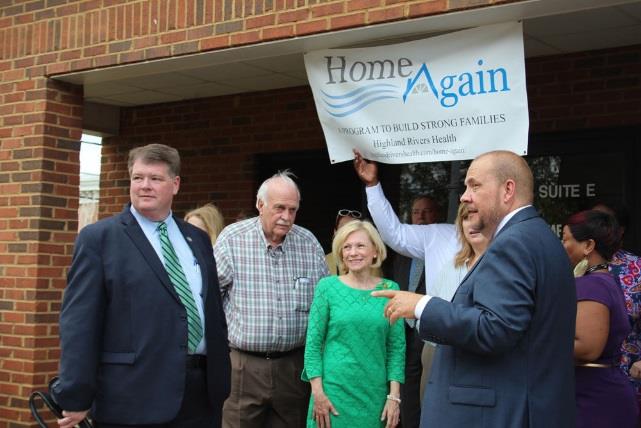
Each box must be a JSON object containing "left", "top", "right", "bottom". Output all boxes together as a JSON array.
[{"left": 79, "top": 133, "right": 102, "bottom": 230}]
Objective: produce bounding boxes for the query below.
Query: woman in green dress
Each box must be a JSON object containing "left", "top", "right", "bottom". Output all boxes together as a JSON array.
[{"left": 303, "top": 220, "right": 405, "bottom": 428}]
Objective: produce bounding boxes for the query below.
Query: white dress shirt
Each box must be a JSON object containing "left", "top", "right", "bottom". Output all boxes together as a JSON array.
[
  {"left": 366, "top": 183, "right": 460, "bottom": 299},
  {"left": 131, "top": 206, "right": 207, "bottom": 354}
]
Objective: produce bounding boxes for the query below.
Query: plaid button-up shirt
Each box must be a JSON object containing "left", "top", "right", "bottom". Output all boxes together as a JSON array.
[{"left": 214, "top": 217, "right": 329, "bottom": 352}]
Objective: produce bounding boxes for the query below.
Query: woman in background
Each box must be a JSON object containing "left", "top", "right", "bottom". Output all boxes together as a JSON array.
[
  {"left": 593, "top": 203, "right": 641, "bottom": 405},
  {"left": 420, "top": 203, "right": 490, "bottom": 398},
  {"left": 430, "top": 203, "right": 489, "bottom": 301},
  {"left": 185, "top": 203, "right": 225, "bottom": 245},
  {"left": 303, "top": 220, "right": 405, "bottom": 428},
  {"left": 562, "top": 210, "right": 639, "bottom": 428}
]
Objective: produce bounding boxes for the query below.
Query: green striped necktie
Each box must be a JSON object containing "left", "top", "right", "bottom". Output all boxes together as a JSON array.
[{"left": 158, "top": 221, "right": 203, "bottom": 353}]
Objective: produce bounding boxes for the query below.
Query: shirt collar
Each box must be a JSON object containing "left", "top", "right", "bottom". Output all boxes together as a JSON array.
[
  {"left": 253, "top": 217, "right": 288, "bottom": 252},
  {"left": 130, "top": 205, "right": 174, "bottom": 229},
  {"left": 494, "top": 205, "right": 531, "bottom": 238}
]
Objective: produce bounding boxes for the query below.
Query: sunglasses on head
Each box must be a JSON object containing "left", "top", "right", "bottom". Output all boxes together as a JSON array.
[{"left": 337, "top": 209, "right": 362, "bottom": 219}]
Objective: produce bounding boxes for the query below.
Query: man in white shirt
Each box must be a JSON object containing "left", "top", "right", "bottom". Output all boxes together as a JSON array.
[{"left": 353, "top": 151, "right": 457, "bottom": 428}]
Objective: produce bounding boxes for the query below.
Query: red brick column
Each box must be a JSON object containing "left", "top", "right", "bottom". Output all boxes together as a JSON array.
[{"left": 0, "top": 76, "right": 83, "bottom": 428}]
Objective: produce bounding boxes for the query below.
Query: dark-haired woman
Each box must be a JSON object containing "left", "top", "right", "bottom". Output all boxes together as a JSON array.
[{"left": 562, "top": 210, "right": 639, "bottom": 428}]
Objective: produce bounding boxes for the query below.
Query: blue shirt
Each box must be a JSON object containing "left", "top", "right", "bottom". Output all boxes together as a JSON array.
[{"left": 130, "top": 206, "right": 206, "bottom": 354}]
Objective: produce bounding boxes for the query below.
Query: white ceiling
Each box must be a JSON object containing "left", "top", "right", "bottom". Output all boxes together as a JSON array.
[{"left": 56, "top": 0, "right": 641, "bottom": 107}]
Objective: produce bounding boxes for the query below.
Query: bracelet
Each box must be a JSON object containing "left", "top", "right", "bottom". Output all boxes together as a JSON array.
[{"left": 386, "top": 394, "right": 401, "bottom": 403}]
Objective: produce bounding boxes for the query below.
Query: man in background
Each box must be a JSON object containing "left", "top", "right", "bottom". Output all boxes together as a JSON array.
[
  {"left": 354, "top": 149, "right": 459, "bottom": 427},
  {"left": 392, "top": 195, "right": 441, "bottom": 428}
]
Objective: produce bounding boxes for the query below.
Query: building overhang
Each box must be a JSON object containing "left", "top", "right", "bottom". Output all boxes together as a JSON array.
[{"left": 54, "top": 0, "right": 641, "bottom": 113}]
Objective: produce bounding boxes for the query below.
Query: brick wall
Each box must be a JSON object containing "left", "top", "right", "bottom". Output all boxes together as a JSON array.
[
  {"left": 0, "top": 0, "right": 513, "bottom": 76},
  {"left": 99, "top": 85, "right": 325, "bottom": 220},
  {"left": 527, "top": 45, "right": 641, "bottom": 132},
  {"left": 0, "top": 77, "right": 83, "bottom": 426}
]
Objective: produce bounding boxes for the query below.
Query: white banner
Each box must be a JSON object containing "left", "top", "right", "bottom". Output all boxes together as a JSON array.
[{"left": 304, "top": 22, "right": 529, "bottom": 164}]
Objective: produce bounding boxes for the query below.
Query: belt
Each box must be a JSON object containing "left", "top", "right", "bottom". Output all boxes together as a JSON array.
[
  {"left": 234, "top": 347, "right": 303, "bottom": 360},
  {"left": 575, "top": 362, "right": 613, "bottom": 368},
  {"left": 186, "top": 354, "right": 207, "bottom": 369}
]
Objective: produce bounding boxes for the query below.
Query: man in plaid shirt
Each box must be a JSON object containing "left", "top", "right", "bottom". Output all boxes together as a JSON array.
[{"left": 214, "top": 170, "right": 329, "bottom": 428}]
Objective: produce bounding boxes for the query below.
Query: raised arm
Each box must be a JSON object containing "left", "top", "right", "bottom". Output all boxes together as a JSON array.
[
  {"left": 353, "top": 149, "right": 379, "bottom": 187},
  {"left": 354, "top": 150, "right": 453, "bottom": 260}
]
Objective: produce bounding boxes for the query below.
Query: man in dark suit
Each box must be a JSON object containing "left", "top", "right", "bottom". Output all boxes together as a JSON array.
[
  {"left": 53, "top": 144, "right": 230, "bottom": 428},
  {"left": 392, "top": 195, "right": 439, "bottom": 428},
  {"left": 374, "top": 151, "right": 576, "bottom": 427}
]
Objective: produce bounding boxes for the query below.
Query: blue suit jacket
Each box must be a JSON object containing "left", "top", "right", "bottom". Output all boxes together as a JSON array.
[
  {"left": 53, "top": 206, "right": 230, "bottom": 425},
  {"left": 419, "top": 206, "right": 576, "bottom": 428}
]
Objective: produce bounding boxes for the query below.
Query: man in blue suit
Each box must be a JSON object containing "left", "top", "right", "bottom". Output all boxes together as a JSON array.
[
  {"left": 52, "top": 144, "right": 230, "bottom": 428},
  {"left": 374, "top": 150, "right": 576, "bottom": 427}
]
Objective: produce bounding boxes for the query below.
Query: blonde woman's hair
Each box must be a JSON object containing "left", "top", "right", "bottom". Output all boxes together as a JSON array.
[
  {"left": 185, "top": 203, "right": 225, "bottom": 244},
  {"left": 331, "top": 220, "right": 387, "bottom": 275},
  {"left": 454, "top": 203, "right": 474, "bottom": 268}
]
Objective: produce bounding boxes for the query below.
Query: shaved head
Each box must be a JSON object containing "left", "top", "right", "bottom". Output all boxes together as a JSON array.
[
  {"left": 476, "top": 150, "right": 533, "bottom": 205},
  {"left": 460, "top": 150, "right": 534, "bottom": 236}
]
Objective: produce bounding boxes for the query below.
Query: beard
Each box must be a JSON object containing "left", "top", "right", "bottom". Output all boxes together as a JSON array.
[{"left": 469, "top": 197, "right": 503, "bottom": 236}]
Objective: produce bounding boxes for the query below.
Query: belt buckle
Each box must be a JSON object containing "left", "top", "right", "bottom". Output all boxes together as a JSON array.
[{"left": 265, "top": 352, "right": 272, "bottom": 360}]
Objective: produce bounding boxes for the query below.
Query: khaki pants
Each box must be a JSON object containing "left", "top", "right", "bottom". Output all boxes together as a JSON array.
[{"left": 222, "top": 349, "right": 309, "bottom": 428}]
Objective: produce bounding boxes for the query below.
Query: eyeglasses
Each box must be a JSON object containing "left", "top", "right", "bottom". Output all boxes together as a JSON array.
[
  {"left": 337, "top": 209, "right": 362, "bottom": 219},
  {"left": 335, "top": 209, "right": 362, "bottom": 229}
]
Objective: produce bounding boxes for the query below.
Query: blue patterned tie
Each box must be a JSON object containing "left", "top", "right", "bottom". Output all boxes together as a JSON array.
[
  {"left": 158, "top": 221, "right": 203, "bottom": 353},
  {"left": 407, "top": 258, "right": 424, "bottom": 328},
  {"left": 409, "top": 258, "right": 424, "bottom": 293}
]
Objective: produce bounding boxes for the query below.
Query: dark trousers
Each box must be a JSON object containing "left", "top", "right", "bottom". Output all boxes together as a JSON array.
[
  {"left": 399, "top": 325, "right": 423, "bottom": 428},
  {"left": 95, "top": 363, "right": 218, "bottom": 428},
  {"left": 222, "top": 348, "right": 309, "bottom": 428}
]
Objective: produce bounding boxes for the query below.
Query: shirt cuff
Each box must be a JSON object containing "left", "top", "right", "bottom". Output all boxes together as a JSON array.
[
  {"left": 414, "top": 294, "right": 431, "bottom": 319},
  {"left": 365, "top": 182, "right": 383, "bottom": 196}
]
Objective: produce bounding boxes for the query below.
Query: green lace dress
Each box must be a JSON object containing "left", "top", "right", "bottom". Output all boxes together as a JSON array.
[{"left": 302, "top": 275, "right": 405, "bottom": 427}]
